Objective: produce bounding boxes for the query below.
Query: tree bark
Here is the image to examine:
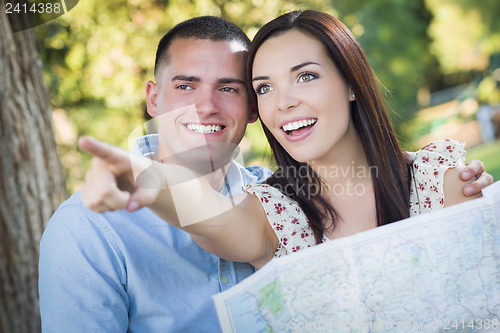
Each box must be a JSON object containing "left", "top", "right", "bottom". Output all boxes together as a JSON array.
[{"left": 0, "top": 3, "right": 67, "bottom": 332}]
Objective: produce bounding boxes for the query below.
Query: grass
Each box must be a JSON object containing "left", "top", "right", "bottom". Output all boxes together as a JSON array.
[{"left": 466, "top": 140, "right": 500, "bottom": 182}]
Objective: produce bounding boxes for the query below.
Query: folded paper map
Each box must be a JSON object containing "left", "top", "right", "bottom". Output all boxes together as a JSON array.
[{"left": 214, "top": 181, "right": 500, "bottom": 332}]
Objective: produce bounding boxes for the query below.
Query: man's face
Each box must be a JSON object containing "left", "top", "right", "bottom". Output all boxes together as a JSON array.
[{"left": 146, "top": 38, "right": 255, "bottom": 170}]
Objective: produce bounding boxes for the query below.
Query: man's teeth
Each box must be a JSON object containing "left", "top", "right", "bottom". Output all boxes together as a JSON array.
[
  {"left": 186, "top": 124, "right": 223, "bottom": 133},
  {"left": 282, "top": 119, "right": 317, "bottom": 132}
]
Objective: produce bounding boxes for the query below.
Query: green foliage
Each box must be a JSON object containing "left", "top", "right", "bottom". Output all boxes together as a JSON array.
[
  {"left": 477, "top": 75, "right": 500, "bottom": 105},
  {"left": 329, "top": 0, "right": 438, "bottom": 126},
  {"left": 426, "top": 0, "right": 500, "bottom": 74}
]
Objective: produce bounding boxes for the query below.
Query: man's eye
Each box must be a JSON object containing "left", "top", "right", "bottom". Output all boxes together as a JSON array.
[
  {"left": 255, "top": 84, "right": 273, "bottom": 95},
  {"left": 221, "top": 87, "right": 237, "bottom": 93},
  {"left": 177, "top": 84, "right": 192, "bottom": 90},
  {"left": 298, "top": 72, "right": 318, "bottom": 83}
]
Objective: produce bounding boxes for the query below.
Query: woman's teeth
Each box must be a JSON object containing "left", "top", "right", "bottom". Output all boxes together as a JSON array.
[{"left": 282, "top": 119, "right": 317, "bottom": 132}]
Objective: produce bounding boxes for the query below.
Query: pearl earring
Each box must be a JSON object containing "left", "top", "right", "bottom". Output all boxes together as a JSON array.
[{"left": 351, "top": 94, "right": 356, "bottom": 98}]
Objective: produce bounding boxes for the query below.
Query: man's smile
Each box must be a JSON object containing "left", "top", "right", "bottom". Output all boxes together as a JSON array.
[{"left": 185, "top": 123, "right": 226, "bottom": 134}]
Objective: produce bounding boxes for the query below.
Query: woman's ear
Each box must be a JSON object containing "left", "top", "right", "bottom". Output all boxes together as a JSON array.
[
  {"left": 349, "top": 88, "right": 356, "bottom": 102},
  {"left": 145, "top": 80, "right": 159, "bottom": 118}
]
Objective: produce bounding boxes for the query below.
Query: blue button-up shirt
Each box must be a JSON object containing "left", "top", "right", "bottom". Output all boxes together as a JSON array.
[{"left": 39, "top": 135, "right": 272, "bottom": 332}]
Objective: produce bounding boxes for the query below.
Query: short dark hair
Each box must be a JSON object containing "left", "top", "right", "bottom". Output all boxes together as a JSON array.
[{"left": 154, "top": 16, "right": 250, "bottom": 76}]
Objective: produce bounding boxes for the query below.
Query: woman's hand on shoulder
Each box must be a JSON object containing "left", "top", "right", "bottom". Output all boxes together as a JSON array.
[
  {"left": 460, "top": 159, "right": 494, "bottom": 196},
  {"left": 443, "top": 161, "right": 483, "bottom": 207}
]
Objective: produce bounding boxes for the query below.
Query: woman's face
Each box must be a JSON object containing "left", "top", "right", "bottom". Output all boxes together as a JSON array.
[{"left": 252, "top": 29, "right": 356, "bottom": 163}]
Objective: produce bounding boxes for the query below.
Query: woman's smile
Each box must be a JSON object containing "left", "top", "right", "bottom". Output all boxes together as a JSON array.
[{"left": 280, "top": 117, "right": 318, "bottom": 142}]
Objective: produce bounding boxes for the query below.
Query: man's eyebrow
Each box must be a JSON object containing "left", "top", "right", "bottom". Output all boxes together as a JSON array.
[
  {"left": 252, "top": 62, "right": 320, "bottom": 82},
  {"left": 171, "top": 75, "right": 200, "bottom": 82},
  {"left": 218, "top": 78, "right": 245, "bottom": 85}
]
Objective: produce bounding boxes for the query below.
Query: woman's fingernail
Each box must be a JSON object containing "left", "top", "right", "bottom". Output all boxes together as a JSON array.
[{"left": 465, "top": 185, "right": 473, "bottom": 195}]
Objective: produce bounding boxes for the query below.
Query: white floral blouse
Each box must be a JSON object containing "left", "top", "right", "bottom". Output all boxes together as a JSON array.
[{"left": 244, "top": 139, "right": 466, "bottom": 258}]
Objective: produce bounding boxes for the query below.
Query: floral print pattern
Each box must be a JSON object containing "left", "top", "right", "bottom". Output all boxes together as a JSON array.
[
  {"left": 243, "top": 184, "right": 323, "bottom": 257},
  {"left": 409, "top": 139, "right": 465, "bottom": 215},
  {"left": 245, "top": 139, "right": 465, "bottom": 258}
]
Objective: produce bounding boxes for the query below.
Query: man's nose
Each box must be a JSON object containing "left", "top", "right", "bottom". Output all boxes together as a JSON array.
[{"left": 195, "top": 89, "right": 219, "bottom": 117}]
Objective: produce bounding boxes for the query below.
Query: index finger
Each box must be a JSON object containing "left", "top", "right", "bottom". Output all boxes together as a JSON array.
[{"left": 78, "top": 136, "right": 137, "bottom": 174}]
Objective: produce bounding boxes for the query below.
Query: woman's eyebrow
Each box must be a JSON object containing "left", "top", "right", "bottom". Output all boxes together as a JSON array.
[
  {"left": 252, "top": 61, "right": 320, "bottom": 82},
  {"left": 252, "top": 75, "right": 269, "bottom": 82},
  {"left": 290, "top": 61, "right": 319, "bottom": 72}
]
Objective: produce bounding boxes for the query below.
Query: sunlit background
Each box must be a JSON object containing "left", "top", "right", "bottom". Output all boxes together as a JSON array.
[{"left": 35, "top": 0, "right": 500, "bottom": 193}]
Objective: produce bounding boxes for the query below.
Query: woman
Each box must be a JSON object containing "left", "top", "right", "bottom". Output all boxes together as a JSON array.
[
  {"left": 80, "top": 10, "right": 481, "bottom": 268},
  {"left": 242, "top": 10, "right": 472, "bottom": 249}
]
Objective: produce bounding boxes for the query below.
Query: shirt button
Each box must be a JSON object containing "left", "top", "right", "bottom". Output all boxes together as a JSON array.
[{"left": 221, "top": 276, "right": 227, "bottom": 284}]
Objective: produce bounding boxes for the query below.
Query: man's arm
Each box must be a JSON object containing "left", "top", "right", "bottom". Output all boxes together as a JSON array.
[{"left": 39, "top": 201, "right": 129, "bottom": 332}]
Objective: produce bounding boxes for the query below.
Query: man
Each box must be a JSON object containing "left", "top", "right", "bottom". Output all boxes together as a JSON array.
[
  {"left": 39, "top": 16, "right": 491, "bottom": 332},
  {"left": 39, "top": 16, "right": 272, "bottom": 332}
]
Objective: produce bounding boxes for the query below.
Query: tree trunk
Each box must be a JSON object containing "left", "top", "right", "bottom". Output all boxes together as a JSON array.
[{"left": 0, "top": 4, "right": 67, "bottom": 332}]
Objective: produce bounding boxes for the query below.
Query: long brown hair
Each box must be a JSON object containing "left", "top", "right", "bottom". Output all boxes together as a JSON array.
[{"left": 246, "top": 10, "right": 412, "bottom": 243}]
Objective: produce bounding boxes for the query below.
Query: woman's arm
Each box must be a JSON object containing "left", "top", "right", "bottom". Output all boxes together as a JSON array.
[
  {"left": 407, "top": 151, "right": 492, "bottom": 196},
  {"left": 78, "top": 137, "right": 277, "bottom": 268}
]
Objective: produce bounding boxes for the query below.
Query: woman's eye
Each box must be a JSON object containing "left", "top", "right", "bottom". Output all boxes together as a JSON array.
[
  {"left": 298, "top": 73, "right": 318, "bottom": 83},
  {"left": 255, "top": 84, "right": 273, "bottom": 95}
]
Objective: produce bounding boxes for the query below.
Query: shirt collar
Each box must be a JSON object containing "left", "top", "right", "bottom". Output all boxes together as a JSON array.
[{"left": 132, "top": 134, "right": 245, "bottom": 195}]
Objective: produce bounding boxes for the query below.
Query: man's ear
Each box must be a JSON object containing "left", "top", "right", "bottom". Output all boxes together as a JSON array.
[
  {"left": 248, "top": 105, "right": 259, "bottom": 124},
  {"left": 145, "top": 80, "right": 159, "bottom": 118}
]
